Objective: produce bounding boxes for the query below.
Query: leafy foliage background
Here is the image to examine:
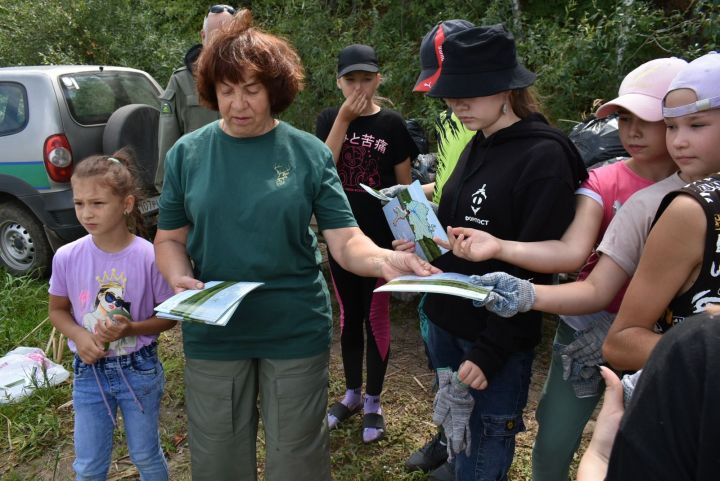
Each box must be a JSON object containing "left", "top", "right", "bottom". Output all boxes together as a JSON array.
[{"left": 0, "top": 0, "right": 717, "bottom": 133}]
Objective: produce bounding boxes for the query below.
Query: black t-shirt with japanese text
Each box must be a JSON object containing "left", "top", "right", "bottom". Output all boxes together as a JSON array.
[{"left": 316, "top": 107, "right": 418, "bottom": 248}]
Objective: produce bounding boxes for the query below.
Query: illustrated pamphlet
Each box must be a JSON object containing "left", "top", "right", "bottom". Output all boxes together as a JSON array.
[
  {"left": 370, "top": 180, "right": 448, "bottom": 262},
  {"left": 359, "top": 183, "right": 392, "bottom": 202},
  {"left": 374, "top": 273, "right": 492, "bottom": 303},
  {"left": 155, "top": 281, "right": 263, "bottom": 326}
]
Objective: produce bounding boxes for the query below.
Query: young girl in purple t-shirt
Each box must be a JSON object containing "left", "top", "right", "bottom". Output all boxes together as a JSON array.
[{"left": 49, "top": 149, "right": 175, "bottom": 481}]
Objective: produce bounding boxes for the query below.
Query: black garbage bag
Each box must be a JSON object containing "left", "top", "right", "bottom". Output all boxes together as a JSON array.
[
  {"left": 406, "top": 118, "right": 429, "bottom": 155},
  {"left": 411, "top": 153, "right": 437, "bottom": 184},
  {"left": 568, "top": 115, "right": 628, "bottom": 169}
]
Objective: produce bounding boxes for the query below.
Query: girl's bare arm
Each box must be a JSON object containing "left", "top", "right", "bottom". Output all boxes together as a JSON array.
[
  {"left": 603, "top": 195, "right": 705, "bottom": 370},
  {"left": 439, "top": 195, "right": 602, "bottom": 273}
]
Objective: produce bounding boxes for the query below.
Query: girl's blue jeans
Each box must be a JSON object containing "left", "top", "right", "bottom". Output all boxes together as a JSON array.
[
  {"left": 426, "top": 320, "right": 533, "bottom": 481},
  {"left": 72, "top": 343, "right": 168, "bottom": 481}
]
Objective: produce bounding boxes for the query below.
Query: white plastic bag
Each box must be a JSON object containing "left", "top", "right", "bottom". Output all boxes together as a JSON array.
[{"left": 0, "top": 347, "right": 70, "bottom": 404}]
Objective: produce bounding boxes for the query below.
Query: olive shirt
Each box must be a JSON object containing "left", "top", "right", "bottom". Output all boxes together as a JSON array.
[
  {"left": 158, "top": 120, "right": 357, "bottom": 360},
  {"left": 154, "top": 44, "right": 220, "bottom": 192}
]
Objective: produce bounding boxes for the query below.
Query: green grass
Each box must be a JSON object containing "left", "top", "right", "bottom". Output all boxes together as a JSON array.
[
  {"left": 0, "top": 270, "right": 75, "bottom": 476},
  {"left": 0, "top": 272, "right": 52, "bottom": 354},
  {"left": 0, "top": 270, "right": 589, "bottom": 480}
]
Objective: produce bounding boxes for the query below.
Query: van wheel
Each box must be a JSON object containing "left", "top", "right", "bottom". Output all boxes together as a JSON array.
[{"left": 0, "top": 202, "right": 52, "bottom": 277}]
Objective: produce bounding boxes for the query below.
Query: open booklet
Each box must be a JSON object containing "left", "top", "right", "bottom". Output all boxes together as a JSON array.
[
  {"left": 374, "top": 273, "right": 493, "bottom": 303},
  {"left": 360, "top": 180, "right": 448, "bottom": 262},
  {"left": 155, "top": 281, "right": 263, "bottom": 326}
]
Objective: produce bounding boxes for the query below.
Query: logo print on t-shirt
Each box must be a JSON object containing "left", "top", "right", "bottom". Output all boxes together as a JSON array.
[
  {"left": 470, "top": 184, "right": 487, "bottom": 214},
  {"left": 337, "top": 145, "right": 381, "bottom": 192},
  {"left": 274, "top": 164, "right": 291, "bottom": 186}
]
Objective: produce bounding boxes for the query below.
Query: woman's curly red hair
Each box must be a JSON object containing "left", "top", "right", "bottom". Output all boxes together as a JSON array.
[{"left": 196, "top": 9, "right": 305, "bottom": 115}]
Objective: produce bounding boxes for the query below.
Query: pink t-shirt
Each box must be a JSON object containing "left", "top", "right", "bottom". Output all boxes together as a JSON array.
[
  {"left": 574, "top": 160, "right": 655, "bottom": 313},
  {"left": 49, "top": 235, "right": 173, "bottom": 356}
]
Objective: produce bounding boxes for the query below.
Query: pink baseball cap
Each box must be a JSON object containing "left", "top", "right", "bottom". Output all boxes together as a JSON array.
[
  {"left": 595, "top": 57, "right": 688, "bottom": 122},
  {"left": 663, "top": 52, "right": 720, "bottom": 118}
]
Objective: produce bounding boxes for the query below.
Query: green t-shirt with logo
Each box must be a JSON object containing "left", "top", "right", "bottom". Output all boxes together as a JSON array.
[
  {"left": 159, "top": 121, "right": 357, "bottom": 360},
  {"left": 433, "top": 110, "right": 475, "bottom": 204}
]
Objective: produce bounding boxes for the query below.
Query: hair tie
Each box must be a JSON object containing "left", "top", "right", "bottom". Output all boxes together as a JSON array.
[{"left": 107, "top": 157, "right": 122, "bottom": 165}]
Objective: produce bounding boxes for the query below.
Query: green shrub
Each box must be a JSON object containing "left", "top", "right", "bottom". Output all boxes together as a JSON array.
[
  {"left": 0, "top": 0, "right": 717, "bottom": 133},
  {"left": 521, "top": 0, "right": 720, "bottom": 126}
]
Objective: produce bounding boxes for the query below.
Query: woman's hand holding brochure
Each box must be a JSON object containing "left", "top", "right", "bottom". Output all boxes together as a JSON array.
[{"left": 155, "top": 281, "right": 263, "bottom": 326}]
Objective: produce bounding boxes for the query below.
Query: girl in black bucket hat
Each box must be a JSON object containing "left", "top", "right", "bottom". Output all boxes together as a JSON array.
[{"left": 411, "top": 24, "right": 588, "bottom": 481}]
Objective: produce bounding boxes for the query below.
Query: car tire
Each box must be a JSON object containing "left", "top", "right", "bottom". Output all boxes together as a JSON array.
[
  {"left": 103, "top": 104, "right": 160, "bottom": 190},
  {"left": 0, "top": 201, "right": 52, "bottom": 277}
]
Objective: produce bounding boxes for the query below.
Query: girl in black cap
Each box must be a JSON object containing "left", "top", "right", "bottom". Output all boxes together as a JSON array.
[
  {"left": 419, "top": 24, "right": 587, "bottom": 481},
  {"left": 316, "top": 44, "right": 418, "bottom": 443}
]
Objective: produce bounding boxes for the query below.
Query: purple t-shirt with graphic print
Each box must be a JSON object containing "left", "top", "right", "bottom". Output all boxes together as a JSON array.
[{"left": 49, "top": 235, "right": 173, "bottom": 357}]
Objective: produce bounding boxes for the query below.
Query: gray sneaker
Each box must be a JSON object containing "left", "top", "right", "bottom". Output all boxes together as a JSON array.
[
  {"left": 428, "top": 461, "right": 455, "bottom": 481},
  {"left": 404, "top": 430, "right": 449, "bottom": 472}
]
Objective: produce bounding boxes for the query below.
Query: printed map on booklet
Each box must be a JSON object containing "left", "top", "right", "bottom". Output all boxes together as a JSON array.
[
  {"left": 374, "top": 272, "right": 492, "bottom": 303},
  {"left": 155, "top": 281, "right": 263, "bottom": 326},
  {"left": 360, "top": 180, "right": 448, "bottom": 262}
]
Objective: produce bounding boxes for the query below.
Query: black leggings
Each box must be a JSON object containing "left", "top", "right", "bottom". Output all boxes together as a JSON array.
[{"left": 329, "top": 255, "right": 391, "bottom": 396}]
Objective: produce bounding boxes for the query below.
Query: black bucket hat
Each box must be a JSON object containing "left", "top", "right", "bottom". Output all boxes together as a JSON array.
[{"left": 427, "top": 24, "right": 536, "bottom": 99}]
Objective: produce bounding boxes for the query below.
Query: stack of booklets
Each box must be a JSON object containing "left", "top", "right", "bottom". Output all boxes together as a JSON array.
[
  {"left": 155, "top": 281, "right": 263, "bottom": 326},
  {"left": 374, "top": 273, "right": 493, "bottom": 302}
]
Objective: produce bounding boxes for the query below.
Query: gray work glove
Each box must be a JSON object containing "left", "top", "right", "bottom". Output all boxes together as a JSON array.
[
  {"left": 379, "top": 184, "right": 437, "bottom": 213},
  {"left": 621, "top": 369, "right": 642, "bottom": 407},
  {"left": 445, "top": 372, "right": 474, "bottom": 458},
  {"left": 432, "top": 368, "right": 454, "bottom": 443},
  {"left": 379, "top": 184, "right": 407, "bottom": 200},
  {"left": 432, "top": 368, "right": 474, "bottom": 459},
  {"left": 469, "top": 272, "right": 536, "bottom": 318},
  {"left": 556, "top": 315, "right": 613, "bottom": 398}
]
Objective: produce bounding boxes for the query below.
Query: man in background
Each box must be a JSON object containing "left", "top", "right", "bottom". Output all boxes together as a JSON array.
[{"left": 154, "top": 4, "right": 235, "bottom": 192}]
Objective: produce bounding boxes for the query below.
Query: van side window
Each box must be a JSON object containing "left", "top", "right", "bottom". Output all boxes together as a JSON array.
[{"left": 0, "top": 83, "right": 28, "bottom": 136}]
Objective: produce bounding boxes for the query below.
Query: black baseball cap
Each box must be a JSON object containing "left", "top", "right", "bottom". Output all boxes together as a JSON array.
[
  {"left": 414, "top": 19, "right": 474, "bottom": 92},
  {"left": 337, "top": 44, "right": 379, "bottom": 78}
]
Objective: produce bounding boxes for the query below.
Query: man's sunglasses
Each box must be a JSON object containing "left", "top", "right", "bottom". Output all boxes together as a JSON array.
[{"left": 209, "top": 4, "right": 236, "bottom": 14}]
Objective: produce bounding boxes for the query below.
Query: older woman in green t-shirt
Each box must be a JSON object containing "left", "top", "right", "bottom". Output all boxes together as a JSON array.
[{"left": 154, "top": 10, "right": 437, "bottom": 481}]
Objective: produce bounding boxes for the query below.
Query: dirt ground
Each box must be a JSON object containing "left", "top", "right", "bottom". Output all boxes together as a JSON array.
[{"left": 6, "top": 296, "right": 595, "bottom": 481}]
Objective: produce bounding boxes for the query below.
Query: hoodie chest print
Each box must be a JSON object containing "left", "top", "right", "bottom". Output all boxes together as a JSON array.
[
  {"left": 464, "top": 184, "right": 490, "bottom": 226},
  {"left": 470, "top": 184, "right": 487, "bottom": 214}
]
